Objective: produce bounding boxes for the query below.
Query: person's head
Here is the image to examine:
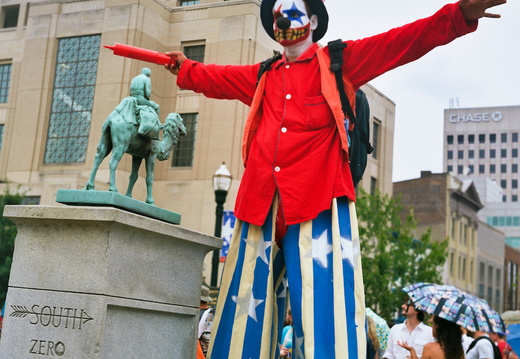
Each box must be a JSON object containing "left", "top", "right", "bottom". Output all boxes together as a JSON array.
[
  {"left": 142, "top": 67, "right": 151, "bottom": 77},
  {"left": 401, "top": 298, "right": 425, "bottom": 321},
  {"left": 284, "top": 307, "right": 292, "bottom": 326},
  {"left": 432, "top": 315, "right": 465, "bottom": 359},
  {"left": 367, "top": 317, "right": 381, "bottom": 352},
  {"left": 200, "top": 285, "right": 212, "bottom": 307},
  {"left": 260, "top": 0, "right": 328, "bottom": 46},
  {"left": 489, "top": 331, "right": 506, "bottom": 342}
]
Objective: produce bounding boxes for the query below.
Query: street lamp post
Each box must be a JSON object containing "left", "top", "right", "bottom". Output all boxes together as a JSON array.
[{"left": 211, "top": 162, "right": 232, "bottom": 287}]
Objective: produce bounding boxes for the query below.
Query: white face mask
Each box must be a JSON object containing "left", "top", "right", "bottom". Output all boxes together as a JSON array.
[{"left": 272, "top": 0, "right": 313, "bottom": 46}]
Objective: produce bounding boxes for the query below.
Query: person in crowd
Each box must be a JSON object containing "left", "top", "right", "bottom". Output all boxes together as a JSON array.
[
  {"left": 462, "top": 327, "right": 475, "bottom": 353},
  {"left": 489, "top": 331, "right": 512, "bottom": 358},
  {"left": 165, "top": 0, "right": 506, "bottom": 356},
  {"left": 398, "top": 315, "right": 465, "bottom": 359},
  {"left": 466, "top": 330, "right": 499, "bottom": 359},
  {"left": 280, "top": 308, "right": 293, "bottom": 358},
  {"left": 199, "top": 285, "right": 212, "bottom": 318},
  {"left": 198, "top": 285, "right": 215, "bottom": 357},
  {"left": 367, "top": 316, "right": 381, "bottom": 359},
  {"left": 383, "top": 299, "right": 433, "bottom": 358}
]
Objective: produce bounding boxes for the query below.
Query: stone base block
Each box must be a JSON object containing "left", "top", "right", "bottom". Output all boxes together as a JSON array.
[{"left": 0, "top": 205, "right": 221, "bottom": 359}]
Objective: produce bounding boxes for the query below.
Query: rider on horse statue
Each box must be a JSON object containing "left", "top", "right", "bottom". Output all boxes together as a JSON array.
[{"left": 114, "top": 67, "right": 162, "bottom": 140}]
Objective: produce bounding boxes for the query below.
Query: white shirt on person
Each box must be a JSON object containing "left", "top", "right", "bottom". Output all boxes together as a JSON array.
[
  {"left": 462, "top": 334, "right": 474, "bottom": 353},
  {"left": 383, "top": 320, "right": 433, "bottom": 359},
  {"left": 466, "top": 335, "right": 494, "bottom": 359}
]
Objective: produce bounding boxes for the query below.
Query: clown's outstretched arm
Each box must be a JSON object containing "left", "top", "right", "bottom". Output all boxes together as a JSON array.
[
  {"left": 459, "top": 0, "right": 507, "bottom": 21},
  {"left": 163, "top": 50, "right": 259, "bottom": 105}
]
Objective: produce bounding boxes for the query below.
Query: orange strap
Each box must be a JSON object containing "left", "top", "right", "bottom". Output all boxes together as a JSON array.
[{"left": 196, "top": 341, "right": 205, "bottom": 359}]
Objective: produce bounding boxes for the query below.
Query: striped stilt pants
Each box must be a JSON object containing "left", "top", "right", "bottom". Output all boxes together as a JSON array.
[{"left": 208, "top": 197, "right": 366, "bottom": 359}]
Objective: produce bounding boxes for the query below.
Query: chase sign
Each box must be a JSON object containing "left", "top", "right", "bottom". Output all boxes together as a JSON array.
[{"left": 449, "top": 111, "right": 503, "bottom": 123}]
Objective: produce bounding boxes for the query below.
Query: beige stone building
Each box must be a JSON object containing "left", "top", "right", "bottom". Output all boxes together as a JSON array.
[
  {"left": 0, "top": 0, "right": 395, "bottom": 282},
  {"left": 394, "top": 172, "right": 479, "bottom": 294}
]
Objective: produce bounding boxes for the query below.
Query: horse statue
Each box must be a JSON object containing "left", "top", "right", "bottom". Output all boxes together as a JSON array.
[{"left": 85, "top": 108, "right": 187, "bottom": 205}]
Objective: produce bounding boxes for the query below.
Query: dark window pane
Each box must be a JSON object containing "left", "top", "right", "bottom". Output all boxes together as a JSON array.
[
  {"left": 172, "top": 113, "right": 198, "bottom": 167},
  {"left": 44, "top": 35, "right": 100, "bottom": 164},
  {"left": 184, "top": 45, "right": 205, "bottom": 63},
  {"left": 0, "top": 63, "right": 12, "bottom": 103}
]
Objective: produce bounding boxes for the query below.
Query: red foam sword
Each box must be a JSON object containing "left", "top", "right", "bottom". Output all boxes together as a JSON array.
[{"left": 104, "top": 43, "right": 176, "bottom": 67}]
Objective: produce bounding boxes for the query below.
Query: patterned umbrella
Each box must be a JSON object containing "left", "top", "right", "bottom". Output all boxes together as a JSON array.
[
  {"left": 366, "top": 307, "right": 390, "bottom": 351},
  {"left": 403, "top": 282, "right": 506, "bottom": 333}
]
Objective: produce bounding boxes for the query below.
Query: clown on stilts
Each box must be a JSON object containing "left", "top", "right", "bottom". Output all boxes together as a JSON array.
[{"left": 165, "top": 0, "right": 506, "bottom": 357}]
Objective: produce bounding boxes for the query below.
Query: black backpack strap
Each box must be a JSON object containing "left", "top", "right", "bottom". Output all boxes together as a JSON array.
[
  {"left": 256, "top": 51, "right": 282, "bottom": 86},
  {"left": 328, "top": 39, "right": 357, "bottom": 125},
  {"left": 466, "top": 335, "right": 499, "bottom": 358},
  {"left": 327, "top": 39, "right": 374, "bottom": 154}
]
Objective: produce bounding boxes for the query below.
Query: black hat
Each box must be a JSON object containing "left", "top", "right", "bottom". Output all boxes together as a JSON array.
[{"left": 260, "top": 0, "right": 329, "bottom": 43}]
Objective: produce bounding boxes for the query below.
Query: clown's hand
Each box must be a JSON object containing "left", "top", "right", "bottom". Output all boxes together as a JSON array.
[
  {"left": 164, "top": 51, "right": 187, "bottom": 75},
  {"left": 459, "top": 0, "right": 507, "bottom": 21}
]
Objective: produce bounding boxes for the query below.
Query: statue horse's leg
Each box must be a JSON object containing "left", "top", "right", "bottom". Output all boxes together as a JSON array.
[
  {"left": 85, "top": 126, "right": 112, "bottom": 190},
  {"left": 108, "top": 145, "right": 127, "bottom": 193},
  {"left": 144, "top": 155, "right": 156, "bottom": 205},
  {"left": 125, "top": 156, "right": 143, "bottom": 198}
]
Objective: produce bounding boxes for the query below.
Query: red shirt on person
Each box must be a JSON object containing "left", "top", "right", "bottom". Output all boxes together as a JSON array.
[{"left": 177, "top": 2, "right": 477, "bottom": 227}]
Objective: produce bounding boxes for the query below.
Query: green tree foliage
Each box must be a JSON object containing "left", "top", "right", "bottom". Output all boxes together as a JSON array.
[
  {"left": 0, "top": 188, "right": 24, "bottom": 307},
  {"left": 356, "top": 189, "right": 448, "bottom": 322}
]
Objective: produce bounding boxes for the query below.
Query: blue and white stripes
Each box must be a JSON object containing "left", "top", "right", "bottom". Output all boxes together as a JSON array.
[{"left": 208, "top": 197, "right": 366, "bottom": 359}]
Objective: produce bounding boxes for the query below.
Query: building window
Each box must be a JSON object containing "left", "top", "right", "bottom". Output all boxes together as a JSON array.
[
  {"left": 458, "top": 150, "right": 464, "bottom": 159},
  {"left": 0, "top": 63, "right": 12, "bottom": 103},
  {"left": 172, "top": 113, "right": 198, "bottom": 167},
  {"left": 479, "top": 164, "right": 485, "bottom": 174},
  {"left": 513, "top": 149, "right": 518, "bottom": 158},
  {"left": 508, "top": 261, "right": 518, "bottom": 310},
  {"left": 457, "top": 134, "right": 464, "bottom": 144},
  {"left": 479, "top": 134, "right": 486, "bottom": 143},
  {"left": 490, "top": 164, "right": 496, "bottom": 174},
  {"left": 468, "top": 165, "right": 474, "bottom": 174},
  {"left": 513, "top": 180, "right": 518, "bottom": 189},
  {"left": 501, "top": 180, "right": 507, "bottom": 189},
  {"left": 468, "top": 134, "right": 475, "bottom": 144},
  {"left": 21, "top": 196, "right": 41, "bottom": 205},
  {"left": 447, "top": 165, "right": 453, "bottom": 173},
  {"left": 447, "top": 135, "right": 454, "bottom": 145},
  {"left": 370, "top": 177, "right": 377, "bottom": 195},
  {"left": 447, "top": 150, "right": 453, "bottom": 160},
  {"left": 179, "top": 0, "right": 200, "bottom": 5},
  {"left": 513, "top": 164, "right": 518, "bottom": 173},
  {"left": 457, "top": 165, "right": 463, "bottom": 174},
  {"left": 513, "top": 195, "right": 518, "bottom": 202},
  {"left": 490, "top": 133, "right": 496, "bottom": 143},
  {"left": 1, "top": 5, "right": 19, "bottom": 29},
  {"left": 501, "top": 164, "right": 507, "bottom": 173},
  {"left": 0, "top": 124, "right": 4, "bottom": 151},
  {"left": 502, "top": 133, "right": 508, "bottom": 143},
  {"left": 468, "top": 150, "right": 474, "bottom": 159},
  {"left": 372, "top": 120, "right": 380, "bottom": 160},
  {"left": 513, "top": 133, "right": 519, "bottom": 142},
  {"left": 44, "top": 35, "right": 100, "bottom": 164},
  {"left": 502, "top": 149, "right": 508, "bottom": 158},
  {"left": 490, "top": 149, "right": 496, "bottom": 158},
  {"left": 479, "top": 149, "right": 485, "bottom": 159},
  {"left": 183, "top": 44, "right": 205, "bottom": 63}
]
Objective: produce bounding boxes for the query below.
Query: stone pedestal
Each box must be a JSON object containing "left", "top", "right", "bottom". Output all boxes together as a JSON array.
[{"left": 0, "top": 205, "right": 221, "bottom": 359}]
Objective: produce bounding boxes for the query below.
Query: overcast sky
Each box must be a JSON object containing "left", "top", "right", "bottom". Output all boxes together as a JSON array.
[{"left": 320, "top": 0, "right": 520, "bottom": 182}]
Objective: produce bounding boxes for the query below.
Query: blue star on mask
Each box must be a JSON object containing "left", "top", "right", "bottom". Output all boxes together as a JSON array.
[{"left": 282, "top": 2, "right": 307, "bottom": 25}]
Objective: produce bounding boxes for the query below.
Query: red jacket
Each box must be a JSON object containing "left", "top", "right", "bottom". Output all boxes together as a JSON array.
[{"left": 177, "top": 2, "right": 477, "bottom": 226}]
